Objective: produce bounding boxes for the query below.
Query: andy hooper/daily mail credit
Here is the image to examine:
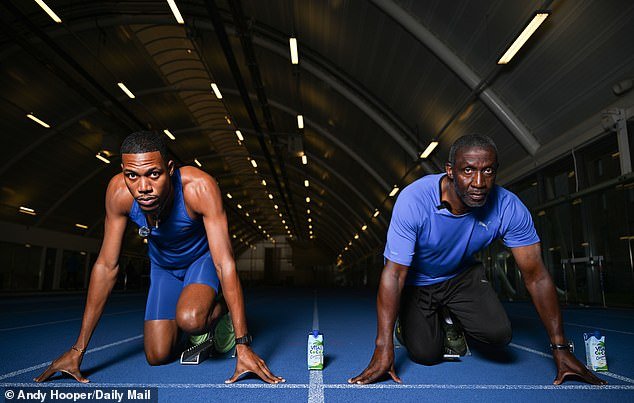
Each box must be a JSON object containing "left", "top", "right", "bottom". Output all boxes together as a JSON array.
[{"left": 3, "top": 387, "right": 157, "bottom": 403}]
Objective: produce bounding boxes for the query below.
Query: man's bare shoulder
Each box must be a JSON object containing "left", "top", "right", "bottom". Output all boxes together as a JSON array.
[
  {"left": 180, "top": 166, "right": 221, "bottom": 211},
  {"left": 180, "top": 166, "right": 218, "bottom": 191},
  {"left": 106, "top": 173, "right": 134, "bottom": 214}
]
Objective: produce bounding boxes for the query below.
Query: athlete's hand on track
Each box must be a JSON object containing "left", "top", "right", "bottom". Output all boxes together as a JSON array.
[
  {"left": 348, "top": 345, "right": 401, "bottom": 385},
  {"left": 552, "top": 349, "right": 607, "bottom": 385},
  {"left": 225, "top": 345, "right": 285, "bottom": 384},
  {"left": 34, "top": 348, "right": 89, "bottom": 383}
]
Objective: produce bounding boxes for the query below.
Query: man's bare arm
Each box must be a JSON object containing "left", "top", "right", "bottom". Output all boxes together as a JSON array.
[
  {"left": 512, "top": 243, "right": 606, "bottom": 385},
  {"left": 183, "top": 168, "right": 283, "bottom": 384},
  {"left": 348, "top": 260, "right": 408, "bottom": 384},
  {"left": 35, "top": 175, "right": 131, "bottom": 383}
]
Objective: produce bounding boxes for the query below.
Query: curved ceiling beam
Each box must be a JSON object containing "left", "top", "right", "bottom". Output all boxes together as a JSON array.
[
  {"left": 0, "top": 107, "right": 97, "bottom": 177},
  {"left": 205, "top": 139, "right": 389, "bottom": 228},
  {"left": 199, "top": 148, "right": 389, "bottom": 238},
  {"left": 250, "top": 35, "right": 419, "bottom": 162},
  {"left": 370, "top": 0, "right": 541, "bottom": 155},
  {"left": 0, "top": 13, "right": 439, "bottom": 169},
  {"left": 218, "top": 172, "right": 380, "bottom": 248},
  {"left": 303, "top": 153, "right": 389, "bottom": 229},
  {"left": 280, "top": 164, "right": 383, "bottom": 244},
  {"left": 34, "top": 164, "right": 113, "bottom": 227},
  {"left": 18, "top": 85, "right": 398, "bottom": 229},
  {"left": 23, "top": 86, "right": 396, "bottom": 229}
]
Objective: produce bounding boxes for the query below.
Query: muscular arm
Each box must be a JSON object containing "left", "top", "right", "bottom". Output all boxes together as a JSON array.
[
  {"left": 512, "top": 243, "right": 606, "bottom": 385},
  {"left": 183, "top": 168, "right": 282, "bottom": 383},
  {"left": 35, "top": 175, "right": 130, "bottom": 383},
  {"left": 512, "top": 243, "right": 564, "bottom": 344},
  {"left": 376, "top": 261, "right": 409, "bottom": 350},
  {"left": 74, "top": 177, "right": 130, "bottom": 351},
  {"left": 349, "top": 260, "right": 408, "bottom": 384}
]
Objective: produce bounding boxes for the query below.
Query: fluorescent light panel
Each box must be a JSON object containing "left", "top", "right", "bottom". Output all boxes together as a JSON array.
[
  {"left": 301, "top": 155, "right": 308, "bottom": 165},
  {"left": 373, "top": 210, "right": 380, "bottom": 218},
  {"left": 194, "top": 158, "right": 202, "bottom": 167},
  {"left": 498, "top": 12, "right": 549, "bottom": 65},
  {"left": 26, "top": 113, "right": 50, "bottom": 128},
  {"left": 251, "top": 159, "right": 258, "bottom": 168},
  {"left": 297, "top": 115, "right": 304, "bottom": 129},
  {"left": 226, "top": 193, "right": 232, "bottom": 199},
  {"left": 211, "top": 83, "right": 222, "bottom": 99},
  {"left": 19, "top": 206, "right": 36, "bottom": 215},
  {"left": 289, "top": 37, "right": 299, "bottom": 64},
  {"left": 420, "top": 141, "right": 439, "bottom": 159},
  {"left": 389, "top": 186, "right": 400, "bottom": 197},
  {"left": 117, "top": 82, "right": 135, "bottom": 98},
  {"left": 166, "top": 0, "right": 185, "bottom": 24},
  {"left": 96, "top": 153, "right": 111, "bottom": 164},
  {"left": 35, "top": 0, "right": 62, "bottom": 23},
  {"left": 163, "top": 129, "right": 176, "bottom": 140},
  {"left": 75, "top": 223, "right": 88, "bottom": 229},
  {"left": 304, "top": 180, "right": 309, "bottom": 187},
  {"left": 235, "top": 130, "right": 244, "bottom": 141}
]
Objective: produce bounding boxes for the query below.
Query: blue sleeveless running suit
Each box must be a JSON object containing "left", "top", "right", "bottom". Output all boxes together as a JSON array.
[{"left": 129, "top": 169, "right": 220, "bottom": 320}]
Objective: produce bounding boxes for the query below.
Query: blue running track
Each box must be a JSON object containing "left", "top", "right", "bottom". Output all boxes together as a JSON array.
[{"left": 1, "top": 288, "right": 632, "bottom": 402}]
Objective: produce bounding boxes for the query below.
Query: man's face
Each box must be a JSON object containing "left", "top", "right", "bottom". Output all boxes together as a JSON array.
[
  {"left": 446, "top": 146, "right": 498, "bottom": 208},
  {"left": 121, "top": 151, "right": 174, "bottom": 213}
]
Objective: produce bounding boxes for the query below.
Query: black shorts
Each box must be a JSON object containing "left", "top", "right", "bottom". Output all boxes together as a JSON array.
[{"left": 400, "top": 263, "right": 512, "bottom": 365}]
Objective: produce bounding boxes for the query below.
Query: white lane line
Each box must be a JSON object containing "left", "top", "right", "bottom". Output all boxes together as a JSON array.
[
  {"left": 509, "top": 342, "right": 634, "bottom": 384},
  {"left": 308, "top": 371, "right": 324, "bottom": 403},
  {"left": 0, "top": 382, "right": 309, "bottom": 389},
  {"left": 0, "top": 310, "right": 144, "bottom": 332},
  {"left": 509, "top": 314, "right": 634, "bottom": 336},
  {"left": 325, "top": 383, "right": 634, "bottom": 390},
  {"left": 1, "top": 382, "right": 632, "bottom": 391},
  {"left": 0, "top": 334, "right": 143, "bottom": 381}
]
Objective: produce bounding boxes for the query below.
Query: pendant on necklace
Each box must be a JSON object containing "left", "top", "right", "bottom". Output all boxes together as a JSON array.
[{"left": 138, "top": 226, "right": 151, "bottom": 238}]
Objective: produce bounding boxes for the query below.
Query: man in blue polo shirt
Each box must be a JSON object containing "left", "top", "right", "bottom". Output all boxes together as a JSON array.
[{"left": 349, "top": 134, "right": 606, "bottom": 386}]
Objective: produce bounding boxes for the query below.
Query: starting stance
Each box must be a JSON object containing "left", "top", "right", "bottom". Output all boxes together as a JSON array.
[
  {"left": 349, "top": 134, "right": 606, "bottom": 386},
  {"left": 35, "top": 131, "right": 283, "bottom": 384}
]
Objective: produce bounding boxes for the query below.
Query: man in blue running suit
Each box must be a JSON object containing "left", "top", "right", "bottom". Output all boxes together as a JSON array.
[{"left": 35, "top": 131, "right": 283, "bottom": 384}]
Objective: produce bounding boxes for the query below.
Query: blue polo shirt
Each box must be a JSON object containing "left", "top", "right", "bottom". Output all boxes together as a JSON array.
[{"left": 384, "top": 174, "right": 540, "bottom": 286}]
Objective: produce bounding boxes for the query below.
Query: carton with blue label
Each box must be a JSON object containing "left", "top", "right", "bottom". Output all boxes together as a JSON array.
[{"left": 584, "top": 331, "right": 608, "bottom": 371}]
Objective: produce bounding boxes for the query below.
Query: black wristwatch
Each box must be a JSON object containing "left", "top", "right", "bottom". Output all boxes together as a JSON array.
[
  {"left": 550, "top": 340, "right": 574, "bottom": 352},
  {"left": 235, "top": 334, "right": 252, "bottom": 346}
]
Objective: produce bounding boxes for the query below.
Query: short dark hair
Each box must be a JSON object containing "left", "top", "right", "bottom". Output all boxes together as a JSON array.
[
  {"left": 120, "top": 131, "right": 168, "bottom": 161},
  {"left": 448, "top": 134, "right": 498, "bottom": 166}
]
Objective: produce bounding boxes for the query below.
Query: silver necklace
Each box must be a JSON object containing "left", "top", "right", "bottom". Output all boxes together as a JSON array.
[{"left": 138, "top": 190, "right": 171, "bottom": 238}]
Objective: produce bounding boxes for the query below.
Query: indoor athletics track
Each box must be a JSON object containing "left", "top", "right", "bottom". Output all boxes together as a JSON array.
[{"left": 1, "top": 288, "right": 633, "bottom": 402}]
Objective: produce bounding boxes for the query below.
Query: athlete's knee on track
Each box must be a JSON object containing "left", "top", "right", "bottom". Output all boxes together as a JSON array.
[
  {"left": 144, "top": 346, "right": 172, "bottom": 366},
  {"left": 176, "top": 307, "right": 209, "bottom": 334}
]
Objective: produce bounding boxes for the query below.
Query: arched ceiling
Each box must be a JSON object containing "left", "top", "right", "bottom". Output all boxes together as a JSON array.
[{"left": 0, "top": 0, "right": 632, "bottom": 262}]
